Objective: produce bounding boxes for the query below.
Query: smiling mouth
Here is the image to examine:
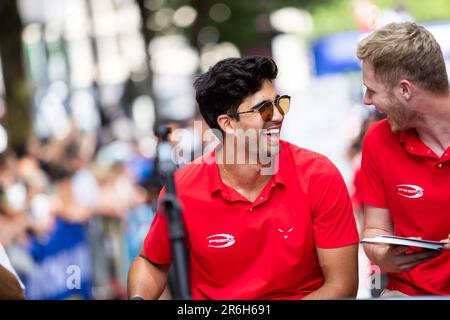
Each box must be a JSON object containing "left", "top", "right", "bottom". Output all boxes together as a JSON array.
[{"left": 262, "top": 128, "right": 280, "bottom": 136}]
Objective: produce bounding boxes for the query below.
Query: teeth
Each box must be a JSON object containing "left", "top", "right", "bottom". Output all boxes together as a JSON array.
[{"left": 264, "top": 128, "right": 280, "bottom": 135}]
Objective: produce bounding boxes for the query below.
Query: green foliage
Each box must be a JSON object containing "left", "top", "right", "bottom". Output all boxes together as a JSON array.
[
  {"left": 310, "top": 0, "right": 356, "bottom": 37},
  {"left": 311, "top": 0, "right": 450, "bottom": 38},
  {"left": 0, "top": 0, "right": 31, "bottom": 153},
  {"left": 193, "top": 0, "right": 450, "bottom": 42},
  {"left": 378, "top": 0, "right": 450, "bottom": 22},
  {"left": 147, "top": 0, "right": 335, "bottom": 51}
]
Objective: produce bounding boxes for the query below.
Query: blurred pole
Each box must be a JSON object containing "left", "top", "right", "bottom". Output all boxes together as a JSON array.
[
  {"left": 0, "top": 0, "right": 31, "bottom": 154},
  {"left": 155, "top": 125, "right": 191, "bottom": 300}
]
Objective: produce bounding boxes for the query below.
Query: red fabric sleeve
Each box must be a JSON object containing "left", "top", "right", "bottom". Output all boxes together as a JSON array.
[
  {"left": 360, "top": 127, "right": 388, "bottom": 209},
  {"left": 309, "top": 158, "right": 360, "bottom": 249},
  {"left": 143, "top": 188, "right": 173, "bottom": 264}
]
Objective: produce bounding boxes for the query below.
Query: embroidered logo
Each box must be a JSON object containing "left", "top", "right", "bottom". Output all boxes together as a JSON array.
[
  {"left": 278, "top": 227, "right": 294, "bottom": 239},
  {"left": 207, "top": 234, "right": 236, "bottom": 248},
  {"left": 396, "top": 184, "right": 424, "bottom": 199}
]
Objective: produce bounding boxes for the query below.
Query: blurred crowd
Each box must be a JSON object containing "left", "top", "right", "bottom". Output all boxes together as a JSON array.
[{"left": 0, "top": 112, "right": 208, "bottom": 299}]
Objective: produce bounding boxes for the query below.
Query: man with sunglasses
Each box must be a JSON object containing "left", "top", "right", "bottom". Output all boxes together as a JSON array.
[{"left": 128, "top": 56, "right": 359, "bottom": 300}]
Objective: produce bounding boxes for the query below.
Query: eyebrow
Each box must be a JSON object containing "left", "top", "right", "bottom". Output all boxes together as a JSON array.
[{"left": 251, "top": 95, "right": 280, "bottom": 110}]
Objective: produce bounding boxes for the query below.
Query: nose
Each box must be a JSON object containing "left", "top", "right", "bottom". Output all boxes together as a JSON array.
[
  {"left": 363, "top": 91, "right": 372, "bottom": 106},
  {"left": 272, "top": 103, "right": 284, "bottom": 122}
]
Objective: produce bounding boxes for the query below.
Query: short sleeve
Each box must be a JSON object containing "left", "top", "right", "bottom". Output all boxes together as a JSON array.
[
  {"left": 360, "top": 128, "right": 388, "bottom": 208},
  {"left": 143, "top": 189, "right": 172, "bottom": 264},
  {"left": 309, "top": 159, "right": 360, "bottom": 249}
]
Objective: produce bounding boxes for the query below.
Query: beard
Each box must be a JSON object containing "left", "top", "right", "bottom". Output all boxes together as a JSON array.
[{"left": 386, "top": 96, "right": 423, "bottom": 133}]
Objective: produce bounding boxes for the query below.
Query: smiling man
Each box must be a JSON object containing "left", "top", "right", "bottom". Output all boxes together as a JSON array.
[
  {"left": 357, "top": 22, "right": 450, "bottom": 297},
  {"left": 127, "top": 56, "right": 359, "bottom": 300}
]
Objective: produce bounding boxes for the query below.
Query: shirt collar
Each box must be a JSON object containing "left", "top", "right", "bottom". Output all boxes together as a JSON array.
[
  {"left": 207, "top": 144, "right": 288, "bottom": 196},
  {"left": 399, "top": 129, "right": 412, "bottom": 145},
  {"left": 399, "top": 128, "right": 440, "bottom": 158},
  {"left": 206, "top": 148, "right": 222, "bottom": 194},
  {"left": 272, "top": 144, "right": 288, "bottom": 187}
]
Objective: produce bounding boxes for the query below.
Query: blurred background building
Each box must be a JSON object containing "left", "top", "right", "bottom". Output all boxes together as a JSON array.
[{"left": 1, "top": 0, "right": 450, "bottom": 299}]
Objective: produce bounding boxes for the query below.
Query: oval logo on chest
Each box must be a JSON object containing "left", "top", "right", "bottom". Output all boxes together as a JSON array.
[
  {"left": 207, "top": 234, "right": 236, "bottom": 248},
  {"left": 396, "top": 184, "right": 424, "bottom": 199}
]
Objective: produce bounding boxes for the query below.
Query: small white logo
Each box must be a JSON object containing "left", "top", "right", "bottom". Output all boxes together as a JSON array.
[
  {"left": 396, "top": 184, "right": 424, "bottom": 199},
  {"left": 66, "top": 265, "right": 81, "bottom": 290},
  {"left": 207, "top": 234, "right": 236, "bottom": 248},
  {"left": 278, "top": 227, "right": 294, "bottom": 239}
]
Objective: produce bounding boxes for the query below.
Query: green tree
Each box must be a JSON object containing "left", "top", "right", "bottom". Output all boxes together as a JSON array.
[
  {"left": 139, "top": 0, "right": 450, "bottom": 47},
  {"left": 138, "top": 0, "right": 333, "bottom": 53},
  {"left": 0, "top": 0, "right": 31, "bottom": 154}
]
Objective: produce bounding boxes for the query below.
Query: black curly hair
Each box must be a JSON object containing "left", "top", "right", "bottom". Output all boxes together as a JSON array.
[{"left": 194, "top": 56, "right": 278, "bottom": 132}]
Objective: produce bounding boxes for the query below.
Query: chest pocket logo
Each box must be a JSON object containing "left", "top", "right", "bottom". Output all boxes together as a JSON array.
[
  {"left": 278, "top": 227, "right": 294, "bottom": 239},
  {"left": 396, "top": 184, "right": 424, "bottom": 199},
  {"left": 207, "top": 234, "right": 236, "bottom": 248}
]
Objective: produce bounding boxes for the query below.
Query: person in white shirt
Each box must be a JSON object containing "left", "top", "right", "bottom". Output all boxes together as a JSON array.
[{"left": 0, "top": 243, "right": 25, "bottom": 299}]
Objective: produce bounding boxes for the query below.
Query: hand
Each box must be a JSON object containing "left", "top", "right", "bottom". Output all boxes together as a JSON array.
[
  {"left": 373, "top": 243, "right": 441, "bottom": 273},
  {"left": 440, "top": 234, "right": 450, "bottom": 250}
]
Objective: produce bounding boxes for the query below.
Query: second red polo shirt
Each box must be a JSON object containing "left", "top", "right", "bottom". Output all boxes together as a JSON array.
[{"left": 361, "top": 119, "right": 450, "bottom": 295}]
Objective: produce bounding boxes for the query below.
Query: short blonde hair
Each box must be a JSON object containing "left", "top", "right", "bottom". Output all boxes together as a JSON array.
[{"left": 357, "top": 22, "right": 449, "bottom": 94}]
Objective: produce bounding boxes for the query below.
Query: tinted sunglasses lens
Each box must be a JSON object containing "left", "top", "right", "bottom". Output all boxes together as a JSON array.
[
  {"left": 259, "top": 102, "right": 273, "bottom": 122},
  {"left": 278, "top": 96, "right": 290, "bottom": 115}
]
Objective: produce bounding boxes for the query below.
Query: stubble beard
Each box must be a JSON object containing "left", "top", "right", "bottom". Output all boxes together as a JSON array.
[{"left": 387, "top": 97, "right": 423, "bottom": 133}]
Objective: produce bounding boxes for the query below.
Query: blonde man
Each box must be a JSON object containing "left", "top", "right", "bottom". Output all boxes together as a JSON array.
[{"left": 357, "top": 22, "right": 450, "bottom": 297}]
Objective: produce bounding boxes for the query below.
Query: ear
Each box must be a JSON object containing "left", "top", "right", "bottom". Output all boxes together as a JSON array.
[
  {"left": 398, "top": 80, "right": 414, "bottom": 101},
  {"left": 217, "top": 114, "right": 236, "bottom": 135}
]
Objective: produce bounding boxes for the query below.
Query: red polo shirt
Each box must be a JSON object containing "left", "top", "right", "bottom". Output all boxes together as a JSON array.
[
  {"left": 144, "top": 140, "right": 359, "bottom": 299},
  {"left": 361, "top": 119, "right": 450, "bottom": 295}
]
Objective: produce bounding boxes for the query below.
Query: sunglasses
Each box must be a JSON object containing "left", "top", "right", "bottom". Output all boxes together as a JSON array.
[{"left": 228, "top": 95, "right": 291, "bottom": 122}]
